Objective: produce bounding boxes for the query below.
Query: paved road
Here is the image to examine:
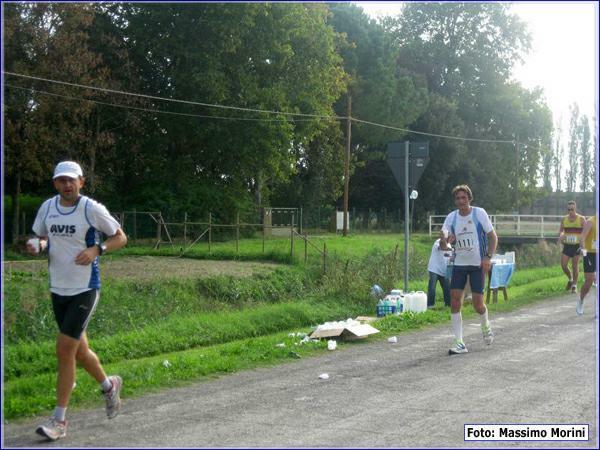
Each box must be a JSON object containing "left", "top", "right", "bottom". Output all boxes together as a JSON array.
[{"left": 4, "top": 293, "right": 598, "bottom": 448}]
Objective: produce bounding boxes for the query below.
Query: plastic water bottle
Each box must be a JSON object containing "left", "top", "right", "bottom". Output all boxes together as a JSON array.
[{"left": 371, "top": 284, "right": 385, "bottom": 300}]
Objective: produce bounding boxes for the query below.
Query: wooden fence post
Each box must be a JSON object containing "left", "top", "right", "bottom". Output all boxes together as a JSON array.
[
  {"left": 236, "top": 212, "right": 240, "bottom": 255},
  {"left": 290, "top": 212, "right": 295, "bottom": 259},
  {"left": 208, "top": 212, "right": 212, "bottom": 255},
  {"left": 157, "top": 213, "right": 162, "bottom": 243},
  {"left": 304, "top": 233, "right": 308, "bottom": 263},
  {"left": 133, "top": 208, "right": 137, "bottom": 243},
  {"left": 183, "top": 212, "right": 188, "bottom": 245}
]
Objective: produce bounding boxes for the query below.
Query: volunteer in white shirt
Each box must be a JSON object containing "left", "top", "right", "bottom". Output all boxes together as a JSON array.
[
  {"left": 439, "top": 184, "right": 498, "bottom": 355},
  {"left": 26, "top": 161, "right": 127, "bottom": 441},
  {"left": 427, "top": 239, "right": 452, "bottom": 307}
]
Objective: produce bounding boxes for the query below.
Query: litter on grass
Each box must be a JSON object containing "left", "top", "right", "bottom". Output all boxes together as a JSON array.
[{"left": 310, "top": 318, "right": 379, "bottom": 340}]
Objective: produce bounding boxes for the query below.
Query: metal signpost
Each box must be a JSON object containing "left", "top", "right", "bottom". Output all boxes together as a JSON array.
[{"left": 386, "top": 141, "right": 430, "bottom": 291}]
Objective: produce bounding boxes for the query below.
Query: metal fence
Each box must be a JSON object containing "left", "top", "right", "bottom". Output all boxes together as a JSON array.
[
  {"left": 110, "top": 210, "right": 328, "bottom": 270},
  {"left": 428, "top": 214, "right": 564, "bottom": 237},
  {"left": 301, "top": 207, "right": 417, "bottom": 233}
]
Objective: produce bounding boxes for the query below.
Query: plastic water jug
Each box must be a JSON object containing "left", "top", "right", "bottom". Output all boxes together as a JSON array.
[
  {"left": 396, "top": 295, "right": 404, "bottom": 313},
  {"left": 390, "top": 289, "right": 403, "bottom": 295},
  {"left": 403, "top": 292, "right": 413, "bottom": 312},
  {"left": 414, "top": 291, "right": 427, "bottom": 312}
]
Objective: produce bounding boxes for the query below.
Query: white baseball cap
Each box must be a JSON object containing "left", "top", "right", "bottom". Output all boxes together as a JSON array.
[{"left": 53, "top": 161, "right": 83, "bottom": 179}]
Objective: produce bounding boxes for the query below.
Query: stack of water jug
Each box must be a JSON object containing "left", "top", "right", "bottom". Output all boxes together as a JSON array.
[{"left": 374, "top": 287, "right": 428, "bottom": 317}]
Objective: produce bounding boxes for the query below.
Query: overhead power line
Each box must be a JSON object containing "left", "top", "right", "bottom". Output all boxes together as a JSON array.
[
  {"left": 3, "top": 71, "right": 518, "bottom": 145},
  {"left": 3, "top": 71, "right": 343, "bottom": 120},
  {"left": 351, "top": 117, "right": 515, "bottom": 144},
  {"left": 4, "top": 84, "right": 321, "bottom": 123}
]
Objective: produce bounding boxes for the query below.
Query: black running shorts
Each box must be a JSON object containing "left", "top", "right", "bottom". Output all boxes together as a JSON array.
[
  {"left": 51, "top": 289, "right": 99, "bottom": 339},
  {"left": 562, "top": 243, "right": 581, "bottom": 258},
  {"left": 583, "top": 254, "right": 597, "bottom": 274}
]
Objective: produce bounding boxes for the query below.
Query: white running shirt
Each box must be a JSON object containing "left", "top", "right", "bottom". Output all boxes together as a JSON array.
[
  {"left": 427, "top": 239, "right": 452, "bottom": 277},
  {"left": 32, "top": 195, "right": 121, "bottom": 296},
  {"left": 441, "top": 207, "right": 494, "bottom": 267}
]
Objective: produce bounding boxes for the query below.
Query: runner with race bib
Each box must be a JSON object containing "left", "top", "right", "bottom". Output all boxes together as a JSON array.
[{"left": 558, "top": 200, "right": 585, "bottom": 294}]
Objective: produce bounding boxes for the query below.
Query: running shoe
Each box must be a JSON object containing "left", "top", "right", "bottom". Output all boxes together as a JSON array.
[
  {"left": 482, "top": 325, "right": 494, "bottom": 345},
  {"left": 448, "top": 339, "right": 468, "bottom": 355},
  {"left": 36, "top": 417, "right": 67, "bottom": 441},
  {"left": 565, "top": 280, "right": 573, "bottom": 290},
  {"left": 576, "top": 299, "right": 584, "bottom": 316},
  {"left": 104, "top": 375, "right": 123, "bottom": 419},
  {"left": 571, "top": 285, "right": 578, "bottom": 294}
]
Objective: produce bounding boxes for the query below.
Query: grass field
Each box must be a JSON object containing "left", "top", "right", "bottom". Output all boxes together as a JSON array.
[{"left": 3, "top": 233, "right": 572, "bottom": 420}]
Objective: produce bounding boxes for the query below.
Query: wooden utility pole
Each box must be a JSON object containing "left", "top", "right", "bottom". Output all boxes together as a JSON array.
[
  {"left": 343, "top": 94, "right": 352, "bottom": 236},
  {"left": 515, "top": 137, "right": 520, "bottom": 212}
]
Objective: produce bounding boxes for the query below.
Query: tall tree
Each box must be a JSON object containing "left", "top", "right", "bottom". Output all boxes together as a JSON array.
[
  {"left": 593, "top": 116, "right": 598, "bottom": 193},
  {"left": 327, "top": 3, "right": 428, "bottom": 211},
  {"left": 384, "top": 2, "right": 552, "bottom": 212},
  {"left": 4, "top": 3, "right": 119, "bottom": 240},
  {"left": 578, "top": 114, "right": 592, "bottom": 192},
  {"left": 566, "top": 103, "right": 580, "bottom": 193},
  {"left": 113, "top": 3, "right": 347, "bottom": 219},
  {"left": 552, "top": 118, "right": 564, "bottom": 192},
  {"left": 540, "top": 144, "right": 553, "bottom": 192}
]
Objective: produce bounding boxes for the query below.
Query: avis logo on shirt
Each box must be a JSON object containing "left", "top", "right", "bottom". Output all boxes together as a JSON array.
[{"left": 50, "top": 224, "right": 76, "bottom": 234}]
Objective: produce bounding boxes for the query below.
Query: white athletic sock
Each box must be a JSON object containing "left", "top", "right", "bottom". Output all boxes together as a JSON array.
[
  {"left": 479, "top": 307, "right": 490, "bottom": 329},
  {"left": 101, "top": 378, "right": 113, "bottom": 393},
  {"left": 53, "top": 406, "right": 67, "bottom": 422},
  {"left": 451, "top": 312, "right": 463, "bottom": 342}
]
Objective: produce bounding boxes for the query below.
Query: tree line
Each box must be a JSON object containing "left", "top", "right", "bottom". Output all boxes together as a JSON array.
[{"left": 4, "top": 2, "right": 595, "bottom": 241}]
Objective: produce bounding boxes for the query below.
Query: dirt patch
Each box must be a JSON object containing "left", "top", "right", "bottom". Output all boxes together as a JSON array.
[{"left": 4, "top": 257, "right": 282, "bottom": 281}]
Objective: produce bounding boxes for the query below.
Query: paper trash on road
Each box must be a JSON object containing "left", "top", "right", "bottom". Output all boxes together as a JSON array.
[
  {"left": 388, "top": 336, "right": 398, "bottom": 343},
  {"left": 318, "top": 373, "right": 330, "bottom": 380},
  {"left": 310, "top": 318, "right": 379, "bottom": 340},
  {"left": 327, "top": 340, "right": 337, "bottom": 350}
]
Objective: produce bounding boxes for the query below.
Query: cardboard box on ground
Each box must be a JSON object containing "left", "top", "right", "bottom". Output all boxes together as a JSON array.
[{"left": 309, "top": 317, "right": 379, "bottom": 340}]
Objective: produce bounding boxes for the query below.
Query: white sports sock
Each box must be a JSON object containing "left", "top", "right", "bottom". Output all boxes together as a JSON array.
[
  {"left": 479, "top": 307, "right": 490, "bottom": 329},
  {"left": 101, "top": 378, "right": 113, "bottom": 393},
  {"left": 451, "top": 312, "right": 463, "bottom": 342},
  {"left": 53, "top": 406, "right": 67, "bottom": 422}
]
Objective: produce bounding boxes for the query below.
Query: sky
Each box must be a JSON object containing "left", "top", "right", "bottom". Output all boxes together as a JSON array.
[{"left": 353, "top": 1, "right": 598, "bottom": 135}]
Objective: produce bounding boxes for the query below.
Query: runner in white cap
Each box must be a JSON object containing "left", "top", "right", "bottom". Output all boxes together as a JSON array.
[{"left": 26, "top": 161, "right": 128, "bottom": 441}]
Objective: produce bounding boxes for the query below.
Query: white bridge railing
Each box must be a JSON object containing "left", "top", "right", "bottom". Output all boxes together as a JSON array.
[{"left": 429, "top": 214, "right": 563, "bottom": 238}]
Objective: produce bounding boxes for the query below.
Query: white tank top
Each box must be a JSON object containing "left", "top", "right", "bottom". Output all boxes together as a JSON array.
[{"left": 32, "top": 195, "right": 120, "bottom": 295}]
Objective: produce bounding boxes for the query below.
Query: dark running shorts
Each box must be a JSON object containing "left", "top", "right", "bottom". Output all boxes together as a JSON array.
[
  {"left": 51, "top": 289, "right": 99, "bottom": 339},
  {"left": 583, "top": 254, "right": 597, "bottom": 274},
  {"left": 562, "top": 243, "right": 581, "bottom": 258},
  {"left": 451, "top": 265, "right": 485, "bottom": 294}
]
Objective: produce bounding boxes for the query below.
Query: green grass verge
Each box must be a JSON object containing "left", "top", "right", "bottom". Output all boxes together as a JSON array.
[
  {"left": 4, "top": 269, "right": 571, "bottom": 420},
  {"left": 4, "top": 300, "right": 355, "bottom": 381},
  {"left": 4, "top": 330, "right": 329, "bottom": 420},
  {"left": 3, "top": 266, "right": 316, "bottom": 344},
  {"left": 3, "top": 234, "right": 568, "bottom": 420}
]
